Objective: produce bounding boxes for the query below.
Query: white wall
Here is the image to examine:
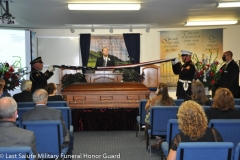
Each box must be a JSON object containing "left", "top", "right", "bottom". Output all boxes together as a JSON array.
[{"left": 32, "top": 25, "right": 240, "bottom": 89}]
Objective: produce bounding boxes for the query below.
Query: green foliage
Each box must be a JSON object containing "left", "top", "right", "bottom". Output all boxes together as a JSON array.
[
  {"left": 61, "top": 72, "right": 86, "bottom": 89},
  {"left": 118, "top": 68, "right": 145, "bottom": 82}
]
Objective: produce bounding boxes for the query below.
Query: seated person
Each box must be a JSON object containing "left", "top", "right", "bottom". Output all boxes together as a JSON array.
[
  {"left": 22, "top": 89, "right": 73, "bottom": 156},
  {"left": 205, "top": 88, "right": 240, "bottom": 122},
  {"left": 167, "top": 100, "right": 223, "bottom": 160},
  {"left": 0, "top": 78, "right": 11, "bottom": 97},
  {"left": 0, "top": 84, "right": 3, "bottom": 98},
  {"left": 13, "top": 80, "right": 33, "bottom": 102},
  {"left": 95, "top": 47, "right": 115, "bottom": 67},
  {"left": 185, "top": 81, "right": 211, "bottom": 105},
  {"left": 45, "top": 83, "right": 64, "bottom": 101},
  {"left": 145, "top": 83, "right": 175, "bottom": 148},
  {"left": 0, "top": 97, "right": 37, "bottom": 159}
]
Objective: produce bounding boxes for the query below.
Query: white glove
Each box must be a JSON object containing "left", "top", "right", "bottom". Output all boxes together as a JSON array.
[
  {"left": 48, "top": 65, "right": 55, "bottom": 72},
  {"left": 171, "top": 57, "right": 180, "bottom": 65}
]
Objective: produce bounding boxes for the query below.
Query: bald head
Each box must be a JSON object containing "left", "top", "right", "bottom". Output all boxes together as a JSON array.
[
  {"left": 33, "top": 89, "right": 48, "bottom": 104},
  {"left": 0, "top": 97, "right": 18, "bottom": 121}
]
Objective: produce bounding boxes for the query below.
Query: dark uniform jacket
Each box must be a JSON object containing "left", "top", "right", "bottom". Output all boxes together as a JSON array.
[
  {"left": 218, "top": 60, "right": 239, "bottom": 98},
  {"left": 95, "top": 55, "right": 115, "bottom": 67},
  {"left": 0, "top": 121, "right": 38, "bottom": 159},
  {"left": 13, "top": 90, "right": 33, "bottom": 102},
  {"left": 172, "top": 61, "right": 195, "bottom": 98},
  {"left": 22, "top": 105, "right": 70, "bottom": 147},
  {"left": 30, "top": 68, "right": 53, "bottom": 92}
]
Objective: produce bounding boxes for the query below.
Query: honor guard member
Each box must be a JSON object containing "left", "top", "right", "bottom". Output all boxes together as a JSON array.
[
  {"left": 30, "top": 57, "right": 55, "bottom": 92},
  {"left": 171, "top": 50, "right": 195, "bottom": 99}
]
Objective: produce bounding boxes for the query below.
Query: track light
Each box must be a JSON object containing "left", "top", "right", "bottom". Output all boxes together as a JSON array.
[
  {"left": 70, "top": 26, "right": 75, "bottom": 33},
  {"left": 109, "top": 25, "right": 113, "bottom": 33},
  {"left": 146, "top": 25, "right": 150, "bottom": 33},
  {"left": 91, "top": 25, "right": 95, "bottom": 32},
  {"left": 129, "top": 25, "right": 133, "bottom": 32}
]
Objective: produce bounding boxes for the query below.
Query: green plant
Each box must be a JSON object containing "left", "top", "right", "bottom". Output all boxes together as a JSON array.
[
  {"left": 61, "top": 72, "right": 86, "bottom": 89},
  {"left": 119, "top": 68, "right": 144, "bottom": 82}
]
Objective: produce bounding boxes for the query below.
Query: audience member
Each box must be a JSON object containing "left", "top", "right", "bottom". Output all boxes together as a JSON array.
[
  {"left": 45, "top": 83, "right": 64, "bottom": 101},
  {"left": 185, "top": 81, "right": 211, "bottom": 105},
  {"left": 0, "top": 97, "right": 37, "bottom": 159},
  {"left": 205, "top": 88, "right": 240, "bottom": 122},
  {"left": 167, "top": 100, "right": 223, "bottom": 160},
  {"left": 30, "top": 57, "right": 54, "bottom": 92},
  {"left": 145, "top": 83, "right": 175, "bottom": 148},
  {"left": 13, "top": 80, "right": 33, "bottom": 102},
  {"left": 22, "top": 89, "right": 73, "bottom": 157},
  {"left": 0, "top": 78, "right": 11, "bottom": 97}
]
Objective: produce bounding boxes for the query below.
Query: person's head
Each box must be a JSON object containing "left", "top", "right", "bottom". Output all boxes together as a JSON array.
[
  {"left": 222, "top": 51, "right": 233, "bottom": 62},
  {"left": 45, "top": 83, "right": 57, "bottom": 95},
  {"left": 156, "top": 83, "right": 169, "bottom": 97},
  {"left": 30, "top": 57, "right": 44, "bottom": 70},
  {"left": 181, "top": 50, "right": 192, "bottom": 63},
  {"left": 0, "top": 84, "right": 3, "bottom": 95},
  {"left": 102, "top": 47, "right": 109, "bottom": 57},
  {"left": 212, "top": 88, "right": 235, "bottom": 110},
  {"left": 191, "top": 81, "right": 208, "bottom": 105},
  {"left": 0, "top": 97, "right": 18, "bottom": 121},
  {"left": 32, "top": 89, "right": 48, "bottom": 104},
  {"left": 177, "top": 100, "right": 208, "bottom": 140},
  {"left": 0, "top": 78, "right": 6, "bottom": 90},
  {"left": 21, "top": 80, "right": 32, "bottom": 92}
]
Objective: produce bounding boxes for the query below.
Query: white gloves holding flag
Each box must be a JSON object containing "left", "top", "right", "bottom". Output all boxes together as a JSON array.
[
  {"left": 48, "top": 65, "right": 55, "bottom": 72},
  {"left": 171, "top": 57, "right": 180, "bottom": 65}
]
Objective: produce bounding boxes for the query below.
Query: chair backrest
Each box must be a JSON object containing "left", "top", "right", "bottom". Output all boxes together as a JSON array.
[
  {"left": 22, "top": 120, "right": 63, "bottom": 158},
  {"left": 18, "top": 107, "right": 72, "bottom": 130},
  {"left": 166, "top": 119, "right": 180, "bottom": 151},
  {"left": 139, "top": 99, "right": 147, "bottom": 125},
  {"left": 235, "top": 105, "right": 240, "bottom": 111},
  {"left": 176, "top": 142, "right": 234, "bottom": 160},
  {"left": 234, "top": 99, "right": 240, "bottom": 105},
  {"left": 173, "top": 99, "right": 184, "bottom": 106},
  {"left": 17, "top": 101, "right": 68, "bottom": 108},
  {"left": 209, "top": 119, "right": 240, "bottom": 147},
  {"left": 150, "top": 106, "right": 179, "bottom": 136},
  {"left": 202, "top": 105, "right": 211, "bottom": 111},
  {"left": 0, "top": 146, "right": 34, "bottom": 160},
  {"left": 234, "top": 143, "right": 240, "bottom": 160}
]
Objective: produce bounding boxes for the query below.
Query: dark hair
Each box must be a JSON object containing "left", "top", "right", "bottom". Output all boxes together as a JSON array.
[{"left": 45, "top": 83, "right": 56, "bottom": 95}]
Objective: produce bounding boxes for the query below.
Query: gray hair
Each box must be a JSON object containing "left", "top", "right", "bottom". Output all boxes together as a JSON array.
[
  {"left": 21, "top": 80, "right": 32, "bottom": 91},
  {"left": 0, "top": 97, "right": 17, "bottom": 119},
  {"left": 32, "top": 89, "right": 48, "bottom": 103}
]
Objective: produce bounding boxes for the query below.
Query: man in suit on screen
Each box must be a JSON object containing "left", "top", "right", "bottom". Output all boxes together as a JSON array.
[{"left": 95, "top": 47, "right": 115, "bottom": 67}]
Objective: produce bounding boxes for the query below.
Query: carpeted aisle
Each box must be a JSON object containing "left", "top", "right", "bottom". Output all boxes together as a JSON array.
[{"left": 71, "top": 131, "right": 162, "bottom": 160}]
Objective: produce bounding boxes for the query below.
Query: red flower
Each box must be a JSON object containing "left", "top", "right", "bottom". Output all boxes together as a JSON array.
[
  {"left": 211, "top": 80, "right": 215, "bottom": 84},
  {"left": 4, "top": 72, "right": 10, "bottom": 79},
  {"left": 215, "top": 61, "right": 219, "bottom": 65},
  {"left": 196, "top": 74, "right": 200, "bottom": 78},
  {"left": 209, "top": 72, "right": 214, "bottom": 77},
  {"left": 219, "top": 70, "right": 223, "bottom": 73},
  {"left": 199, "top": 70, "right": 203, "bottom": 75},
  {"left": 206, "top": 64, "right": 210, "bottom": 67},
  {"left": 9, "top": 66, "right": 14, "bottom": 72},
  {"left": 15, "top": 82, "right": 19, "bottom": 86}
]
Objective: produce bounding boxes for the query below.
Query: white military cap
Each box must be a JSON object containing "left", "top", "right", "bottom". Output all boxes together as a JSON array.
[{"left": 181, "top": 50, "right": 192, "bottom": 56}]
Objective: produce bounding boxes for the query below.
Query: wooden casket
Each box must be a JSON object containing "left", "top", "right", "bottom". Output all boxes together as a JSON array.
[{"left": 61, "top": 82, "right": 150, "bottom": 109}]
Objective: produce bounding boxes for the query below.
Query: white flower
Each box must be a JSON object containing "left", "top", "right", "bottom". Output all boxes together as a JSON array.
[
  {"left": 8, "top": 78, "right": 12, "bottom": 81},
  {"left": 108, "top": 58, "right": 110, "bottom": 61},
  {"left": 203, "top": 78, "right": 207, "bottom": 82},
  {"left": 7, "top": 84, "right": 10, "bottom": 87}
]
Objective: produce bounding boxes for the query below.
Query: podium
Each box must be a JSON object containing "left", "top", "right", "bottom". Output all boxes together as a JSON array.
[{"left": 84, "top": 69, "right": 123, "bottom": 83}]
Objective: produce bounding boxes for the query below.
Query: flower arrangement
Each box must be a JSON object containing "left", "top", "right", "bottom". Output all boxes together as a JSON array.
[
  {"left": 0, "top": 57, "right": 28, "bottom": 91},
  {"left": 61, "top": 72, "right": 87, "bottom": 89},
  {"left": 192, "top": 50, "right": 223, "bottom": 90}
]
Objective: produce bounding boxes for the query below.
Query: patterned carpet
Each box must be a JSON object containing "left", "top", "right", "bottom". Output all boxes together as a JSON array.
[{"left": 71, "top": 131, "right": 163, "bottom": 160}]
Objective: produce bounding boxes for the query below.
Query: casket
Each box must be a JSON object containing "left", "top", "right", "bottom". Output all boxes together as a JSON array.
[{"left": 61, "top": 82, "right": 150, "bottom": 109}]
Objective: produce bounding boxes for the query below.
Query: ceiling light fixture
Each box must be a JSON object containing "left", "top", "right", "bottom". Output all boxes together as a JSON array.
[
  {"left": 146, "top": 25, "right": 150, "bottom": 33},
  {"left": 68, "top": 3, "right": 141, "bottom": 10},
  {"left": 184, "top": 20, "right": 238, "bottom": 26},
  {"left": 70, "top": 25, "right": 75, "bottom": 33},
  {"left": 109, "top": 25, "right": 113, "bottom": 33},
  {"left": 216, "top": 2, "right": 240, "bottom": 8},
  {"left": 129, "top": 25, "right": 133, "bottom": 32},
  {"left": 91, "top": 25, "right": 95, "bottom": 32}
]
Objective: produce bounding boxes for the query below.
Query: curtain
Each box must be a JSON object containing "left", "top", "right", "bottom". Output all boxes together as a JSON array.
[
  {"left": 123, "top": 33, "right": 140, "bottom": 73},
  {"left": 80, "top": 34, "right": 91, "bottom": 73}
]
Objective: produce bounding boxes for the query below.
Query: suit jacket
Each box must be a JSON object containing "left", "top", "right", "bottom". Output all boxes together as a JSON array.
[
  {"left": 0, "top": 91, "right": 11, "bottom": 98},
  {"left": 95, "top": 55, "right": 115, "bottom": 67},
  {"left": 48, "top": 95, "right": 64, "bottom": 101},
  {"left": 218, "top": 60, "right": 239, "bottom": 98},
  {"left": 13, "top": 90, "right": 33, "bottom": 102},
  {"left": 30, "top": 68, "right": 54, "bottom": 92},
  {"left": 22, "top": 105, "right": 70, "bottom": 146},
  {"left": 172, "top": 61, "right": 196, "bottom": 98},
  {"left": 0, "top": 121, "right": 37, "bottom": 159}
]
